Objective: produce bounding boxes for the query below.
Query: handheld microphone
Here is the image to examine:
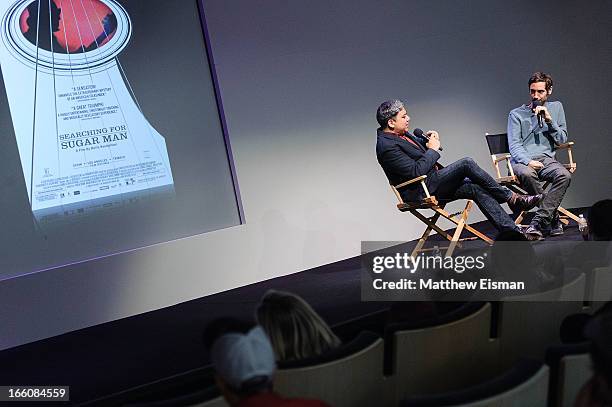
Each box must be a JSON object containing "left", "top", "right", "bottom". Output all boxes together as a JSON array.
[
  {"left": 414, "top": 128, "right": 443, "bottom": 151},
  {"left": 532, "top": 99, "right": 545, "bottom": 128}
]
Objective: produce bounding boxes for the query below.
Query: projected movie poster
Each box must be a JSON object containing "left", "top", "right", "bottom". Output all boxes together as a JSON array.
[{"left": 0, "top": 0, "right": 174, "bottom": 218}]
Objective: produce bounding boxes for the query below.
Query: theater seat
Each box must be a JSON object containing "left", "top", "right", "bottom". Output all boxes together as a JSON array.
[
  {"left": 386, "top": 302, "right": 499, "bottom": 401},
  {"left": 498, "top": 273, "right": 586, "bottom": 368},
  {"left": 399, "top": 359, "right": 548, "bottom": 407},
  {"left": 274, "top": 331, "right": 387, "bottom": 407},
  {"left": 587, "top": 266, "right": 612, "bottom": 312},
  {"left": 546, "top": 342, "right": 591, "bottom": 407}
]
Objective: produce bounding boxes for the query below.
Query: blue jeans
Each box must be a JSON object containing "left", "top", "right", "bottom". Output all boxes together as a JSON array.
[{"left": 431, "top": 158, "right": 517, "bottom": 232}]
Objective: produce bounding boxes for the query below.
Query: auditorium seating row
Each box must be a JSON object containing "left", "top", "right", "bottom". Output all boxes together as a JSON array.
[{"left": 109, "top": 266, "right": 610, "bottom": 407}]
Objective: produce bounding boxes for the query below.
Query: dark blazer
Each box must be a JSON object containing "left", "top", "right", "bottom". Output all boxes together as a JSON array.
[{"left": 376, "top": 129, "right": 441, "bottom": 203}]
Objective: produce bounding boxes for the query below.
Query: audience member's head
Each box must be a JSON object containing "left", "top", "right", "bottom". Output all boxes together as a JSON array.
[
  {"left": 588, "top": 199, "right": 612, "bottom": 241},
  {"left": 256, "top": 290, "right": 341, "bottom": 362},
  {"left": 560, "top": 313, "right": 592, "bottom": 344},
  {"left": 203, "top": 318, "right": 275, "bottom": 406},
  {"left": 578, "top": 303, "right": 612, "bottom": 406}
]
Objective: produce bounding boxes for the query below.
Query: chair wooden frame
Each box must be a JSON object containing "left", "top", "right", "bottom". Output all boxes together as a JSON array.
[
  {"left": 486, "top": 133, "right": 579, "bottom": 226},
  {"left": 391, "top": 176, "right": 493, "bottom": 257}
]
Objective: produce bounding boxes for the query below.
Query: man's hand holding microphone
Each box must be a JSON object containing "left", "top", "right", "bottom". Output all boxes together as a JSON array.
[
  {"left": 413, "top": 128, "right": 442, "bottom": 151},
  {"left": 425, "top": 130, "right": 441, "bottom": 151}
]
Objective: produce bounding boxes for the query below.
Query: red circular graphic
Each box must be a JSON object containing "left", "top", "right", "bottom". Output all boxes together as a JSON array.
[{"left": 20, "top": 0, "right": 117, "bottom": 54}]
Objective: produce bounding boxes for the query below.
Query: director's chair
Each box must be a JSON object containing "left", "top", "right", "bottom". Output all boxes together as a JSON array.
[
  {"left": 485, "top": 133, "right": 579, "bottom": 226},
  {"left": 391, "top": 175, "right": 494, "bottom": 257}
]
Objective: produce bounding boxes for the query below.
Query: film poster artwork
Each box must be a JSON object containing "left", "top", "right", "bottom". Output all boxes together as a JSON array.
[{"left": 0, "top": 0, "right": 174, "bottom": 221}]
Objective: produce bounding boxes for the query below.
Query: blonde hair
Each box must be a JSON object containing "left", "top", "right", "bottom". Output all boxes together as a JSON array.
[{"left": 256, "top": 290, "right": 341, "bottom": 362}]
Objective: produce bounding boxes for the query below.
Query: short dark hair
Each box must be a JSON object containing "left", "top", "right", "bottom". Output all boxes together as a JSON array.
[
  {"left": 528, "top": 72, "right": 553, "bottom": 91},
  {"left": 376, "top": 99, "right": 404, "bottom": 128}
]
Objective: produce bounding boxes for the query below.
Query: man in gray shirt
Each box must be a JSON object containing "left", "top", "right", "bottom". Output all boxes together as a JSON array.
[{"left": 507, "top": 72, "right": 572, "bottom": 240}]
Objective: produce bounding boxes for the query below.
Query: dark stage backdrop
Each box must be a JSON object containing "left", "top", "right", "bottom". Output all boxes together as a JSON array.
[{"left": 1, "top": 0, "right": 610, "bottom": 350}]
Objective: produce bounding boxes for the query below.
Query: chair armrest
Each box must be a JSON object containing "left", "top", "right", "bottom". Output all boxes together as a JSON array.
[
  {"left": 394, "top": 175, "right": 427, "bottom": 190},
  {"left": 555, "top": 141, "right": 575, "bottom": 150},
  {"left": 554, "top": 141, "right": 576, "bottom": 172},
  {"left": 565, "top": 163, "right": 577, "bottom": 173},
  {"left": 493, "top": 153, "right": 512, "bottom": 164}
]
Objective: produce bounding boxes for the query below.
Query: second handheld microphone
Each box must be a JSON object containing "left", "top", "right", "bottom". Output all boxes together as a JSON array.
[{"left": 532, "top": 99, "right": 545, "bottom": 128}]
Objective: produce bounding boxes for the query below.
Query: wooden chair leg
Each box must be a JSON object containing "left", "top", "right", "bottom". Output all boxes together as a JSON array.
[
  {"left": 463, "top": 224, "right": 495, "bottom": 245},
  {"left": 411, "top": 211, "right": 441, "bottom": 257},
  {"left": 514, "top": 211, "right": 525, "bottom": 225},
  {"left": 433, "top": 205, "right": 494, "bottom": 245},
  {"left": 410, "top": 210, "right": 454, "bottom": 242},
  {"left": 446, "top": 201, "right": 471, "bottom": 256},
  {"left": 409, "top": 200, "right": 494, "bottom": 257},
  {"left": 558, "top": 206, "right": 581, "bottom": 224}
]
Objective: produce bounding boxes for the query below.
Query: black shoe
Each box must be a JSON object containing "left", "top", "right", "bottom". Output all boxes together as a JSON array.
[
  {"left": 508, "top": 193, "right": 543, "bottom": 213},
  {"left": 549, "top": 217, "right": 564, "bottom": 236},
  {"left": 524, "top": 222, "right": 545, "bottom": 241}
]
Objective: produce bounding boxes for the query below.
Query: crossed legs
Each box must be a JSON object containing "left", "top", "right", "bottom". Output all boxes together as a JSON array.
[
  {"left": 512, "top": 156, "right": 571, "bottom": 228},
  {"left": 432, "top": 157, "right": 518, "bottom": 232}
]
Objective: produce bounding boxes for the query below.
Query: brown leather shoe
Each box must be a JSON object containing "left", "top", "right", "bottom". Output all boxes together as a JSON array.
[{"left": 508, "top": 193, "right": 543, "bottom": 213}]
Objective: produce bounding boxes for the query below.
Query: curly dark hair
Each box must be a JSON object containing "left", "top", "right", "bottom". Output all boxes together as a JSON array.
[{"left": 528, "top": 72, "right": 553, "bottom": 91}]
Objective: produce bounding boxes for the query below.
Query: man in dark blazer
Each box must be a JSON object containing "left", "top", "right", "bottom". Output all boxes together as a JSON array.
[{"left": 376, "top": 99, "right": 541, "bottom": 233}]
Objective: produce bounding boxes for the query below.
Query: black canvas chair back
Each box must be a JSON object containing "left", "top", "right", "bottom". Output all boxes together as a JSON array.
[{"left": 485, "top": 133, "right": 510, "bottom": 155}]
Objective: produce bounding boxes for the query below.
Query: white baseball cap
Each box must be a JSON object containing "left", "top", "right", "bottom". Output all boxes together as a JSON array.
[{"left": 210, "top": 326, "right": 276, "bottom": 390}]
